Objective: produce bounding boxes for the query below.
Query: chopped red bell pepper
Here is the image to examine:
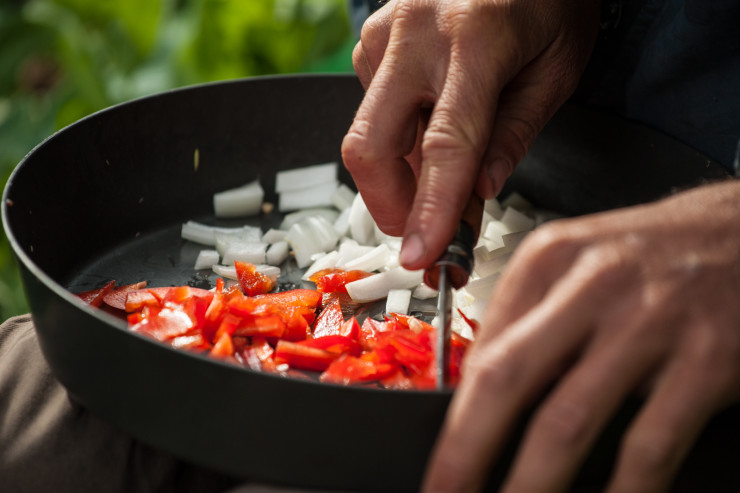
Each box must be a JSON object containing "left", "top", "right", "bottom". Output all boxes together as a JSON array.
[
  {"left": 235, "top": 261, "right": 276, "bottom": 296},
  {"left": 312, "top": 298, "right": 345, "bottom": 338},
  {"left": 77, "top": 280, "right": 116, "bottom": 308},
  {"left": 309, "top": 268, "right": 373, "bottom": 294},
  {"left": 274, "top": 340, "right": 339, "bottom": 372},
  {"left": 104, "top": 281, "right": 148, "bottom": 310}
]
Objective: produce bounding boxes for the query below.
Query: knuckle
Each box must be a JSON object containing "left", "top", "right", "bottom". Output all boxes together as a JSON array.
[
  {"left": 341, "top": 122, "right": 380, "bottom": 168},
  {"left": 493, "top": 111, "right": 541, "bottom": 162},
  {"left": 623, "top": 429, "right": 682, "bottom": 477},
  {"left": 531, "top": 398, "right": 591, "bottom": 448},
  {"left": 519, "top": 222, "right": 573, "bottom": 259},
  {"left": 464, "top": 346, "right": 522, "bottom": 396}
]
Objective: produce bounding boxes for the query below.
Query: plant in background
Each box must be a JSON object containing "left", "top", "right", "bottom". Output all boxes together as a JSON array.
[{"left": 0, "top": 0, "right": 355, "bottom": 319}]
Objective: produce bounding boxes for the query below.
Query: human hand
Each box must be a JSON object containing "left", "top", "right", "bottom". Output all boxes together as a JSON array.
[
  {"left": 341, "top": 0, "right": 599, "bottom": 270},
  {"left": 423, "top": 180, "right": 740, "bottom": 492}
]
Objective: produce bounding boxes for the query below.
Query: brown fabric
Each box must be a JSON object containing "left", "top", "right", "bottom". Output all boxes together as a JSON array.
[{"left": 0, "top": 314, "right": 240, "bottom": 493}]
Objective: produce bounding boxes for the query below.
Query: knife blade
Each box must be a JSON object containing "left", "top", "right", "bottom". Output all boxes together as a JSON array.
[{"left": 424, "top": 196, "right": 483, "bottom": 390}]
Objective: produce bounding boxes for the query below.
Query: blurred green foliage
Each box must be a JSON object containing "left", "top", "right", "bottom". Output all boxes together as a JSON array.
[{"left": 0, "top": 0, "right": 356, "bottom": 319}]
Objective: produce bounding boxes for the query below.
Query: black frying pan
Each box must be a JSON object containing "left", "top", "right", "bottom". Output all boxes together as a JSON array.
[{"left": 3, "top": 74, "right": 738, "bottom": 492}]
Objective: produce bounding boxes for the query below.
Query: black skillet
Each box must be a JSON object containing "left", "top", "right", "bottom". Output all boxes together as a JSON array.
[{"left": 3, "top": 74, "right": 739, "bottom": 492}]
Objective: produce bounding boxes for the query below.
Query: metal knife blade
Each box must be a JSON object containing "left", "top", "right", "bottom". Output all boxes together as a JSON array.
[{"left": 424, "top": 196, "right": 484, "bottom": 390}]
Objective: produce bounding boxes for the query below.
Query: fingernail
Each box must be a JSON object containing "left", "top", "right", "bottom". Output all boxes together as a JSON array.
[
  {"left": 400, "top": 233, "right": 426, "bottom": 267},
  {"left": 487, "top": 157, "right": 511, "bottom": 196}
]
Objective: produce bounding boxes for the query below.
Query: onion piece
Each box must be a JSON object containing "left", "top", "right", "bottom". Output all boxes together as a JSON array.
[
  {"left": 194, "top": 250, "right": 219, "bottom": 270},
  {"left": 474, "top": 252, "right": 513, "bottom": 279},
  {"left": 341, "top": 243, "right": 391, "bottom": 272},
  {"left": 330, "top": 183, "right": 356, "bottom": 211},
  {"left": 345, "top": 266, "right": 424, "bottom": 303},
  {"left": 214, "top": 228, "right": 262, "bottom": 257},
  {"left": 222, "top": 242, "right": 267, "bottom": 266},
  {"left": 302, "top": 250, "right": 341, "bottom": 280},
  {"left": 266, "top": 240, "right": 289, "bottom": 266},
  {"left": 212, "top": 264, "right": 237, "bottom": 280},
  {"left": 333, "top": 207, "right": 351, "bottom": 238},
  {"left": 262, "top": 228, "right": 287, "bottom": 244},
  {"left": 348, "top": 193, "right": 376, "bottom": 246},
  {"left": 275, "top": 162, "right": 338, "bottom": 192},
  {"left": 181, "top": 221, "right": 244, "bottom": 246},
  {"left": 213, "top": 180, "right": 264, "bottom": 218},
  {"left": 412, "top": 283, "right": 438, "bottom": 300},
  {"left": 386, "top": 289, "right": 412, "bottom": 315},
  {"left": 335, "top": 239, "right": 376, "bottom": 268},
  {"left": 280, "top": 208, "right": 339, "bottom": 231},
  {"left": 286, "top": 215, "right": 339, "bottom": 268},
  {"left": 500, "top": 206, "right": 536, "bottom": 233},
  {"left": 212, "top": 263, "right": 279, "bottom": 281},
  {"left": 278, "top": 180, "right": 339, "bottom": 212}
]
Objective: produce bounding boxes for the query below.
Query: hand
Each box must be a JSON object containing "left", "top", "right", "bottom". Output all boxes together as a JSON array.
[
  {"left": 342, "top": 0, "right": 599, "bottom": 270},
  {"left": 423, "top": 180, "right": 740, "bottom": 492}
]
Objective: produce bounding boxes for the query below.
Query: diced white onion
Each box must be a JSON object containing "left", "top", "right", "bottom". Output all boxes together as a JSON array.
[
  {"left": 275, "top": 162, "right": 338, "bottom": 192},
  {"left": 211, "top": 263, "right": 279, "bottom": 281},
  {"left": 222, "top": 242, "right": 267, "bottom": 266},
  {"left": 500, "top": 206, "right": 536, "bottom": 233},
  {"left": 262, "top": 228, "right": 287, "bottom": 244},
  {"left": 266, "top": 240, "right": 289, "bottom": 266},
  {"left": 255, "top": 264, "right": 281, "bottom": 279},
  {"left": 213, "top": 180, "right": 264, "bottom": 218},
  {"left": 302, "top": 250, "right": 341, "bottom": 280},
  {"left": 335, "top": 239, "right": 376, "bottom": 268},
  {"left": 212, "top": 264, "right": 237, "bottom": 280},
  {"left": 500, "top": 192, "right": 534, "bottom": 214},
  {"left": 386, "top": 288, "right": 412, "bottom": 315},
  {"left": 412, "top": 283, "right": 438, "bottom": 300},
  {"left": 278, "top": 180, "right": 339, "bottom": 212},
  {"left": 286, "top": 216, "right": 339, "bottom": 268},
  {"left": 345, "top": 267, "right": 424, "bottom": 303},
  {"left": 194, "top": 250, "right": 220, "bottom": 270},
  {"left": 181, "top": 221, "right": 244, "bottom": 246},
  {"left": 333, "top": 207, "right": 351, "bottom": 238},
  {"left": 484, "top": 198, "right": 504, "bottom": 220},
  {"left": 374, "top": 225, "right": 401, "bottom": 250},
  {"left": 330, "top": 183, "right": 356, "bottom": 211},
  {"left": 280, "top": 208, "right": 339, "bottom": 231},
  {"left": 214, "top": 227, "right": 263, "bottom": 256},
  {"left": 473, "top": 252, "right": 513, "bottom": 279},
  {"left": 342, "top": 243, "right": 391, "bottom": 272},
  {"left": 348, "top": 193, "right": 376, "bottom": 246}
]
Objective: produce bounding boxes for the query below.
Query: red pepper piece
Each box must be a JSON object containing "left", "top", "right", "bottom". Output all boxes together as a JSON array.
[
  {"left": 254, "top": 289, "right": 321, "bottom": 309},
  {"left": 309, "top": 268, "right": 373, "bottom": 294},
  {"left": 319, "top": 353, "right": 398, "bottom": 385},
  {"left": 300, "top": 334, "right": 362, "bottom": 357},
  {"left": 274, "top": 340, "right": 338, "bottom": 372},
  {"left": 312, "top": 298, "right": 344, "bottom": 338},
  {"left": 210, "top": 331, "right": 235, "bottom": 358},
  {"left": 235, "top": 261, "right": 276, "bottom": 296},
  {"left": 233, "top": 314, "right": 286, "bottom": 338},
  {"left": 77, "top": 280, "right": 116, "bottom": 307},
  {"left": 104, "top": 281, "right": 148, "bottom": 310}
]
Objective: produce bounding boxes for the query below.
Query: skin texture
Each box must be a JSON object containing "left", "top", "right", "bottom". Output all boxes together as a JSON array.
[
  {"left": 425, "top": 180, "right": 740, "bottom": 492},
  {"left": 342, "top": 0, "right": 600, "bottom": 269},
  {"left": 341, "top": 0, "right": 740, "bottom": 492}
]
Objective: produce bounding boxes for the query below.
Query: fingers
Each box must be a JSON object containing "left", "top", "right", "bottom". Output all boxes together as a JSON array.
[
  {"left": 499, "top": 302, "right": 669, "bottom": 493},
  {"left": 606, "top": 323, "right": 740, "bottom": 493},
  {"left": 423, "top": 244, "right": 628, "bottom": 492},
  {"left": 396, "top": 5, "right": 524, "bottom": 269},
  {"left": 343, "top": 2, "right": 442, "bottom": 236},
  {"left": 352, "top": 3, "right": 394, "bottom": 88}
]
